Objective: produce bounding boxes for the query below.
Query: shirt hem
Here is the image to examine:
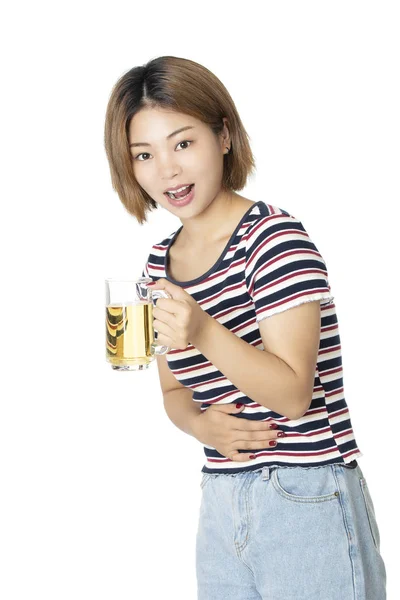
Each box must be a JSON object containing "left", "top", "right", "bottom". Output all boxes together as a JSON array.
[{"left": 200, "top": 450, "right": 364, "bottom": 475}]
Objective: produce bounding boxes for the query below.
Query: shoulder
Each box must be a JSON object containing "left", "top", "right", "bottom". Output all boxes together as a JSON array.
[
  {"left": 245, "top": 204, "right": 301, "bottom": 247},
  {"left": 142, "top": 227, "right": 180, "bottom": 278},
  {"left": 146, "top": 226, "right": 180, "bottom": 257},
  {"left": 244, "top": 204, "right": 329, "bottom": 278},
  {"left": 154, "top": 228, "right": 179, "bottom": 251}
]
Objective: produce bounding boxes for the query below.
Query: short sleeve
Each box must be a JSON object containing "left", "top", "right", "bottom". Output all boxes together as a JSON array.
[
  {"left": 141, "top": 262, "right": 149, "bottom": 279},
  {"left": 141, "top": 248, "right": 153, "bottom": 279},
  {"left": 245, "top": 215, "right": 334, "bottom": 322},
  {"left": 141, "top": 246, "right": 157, "bottom": 281}
]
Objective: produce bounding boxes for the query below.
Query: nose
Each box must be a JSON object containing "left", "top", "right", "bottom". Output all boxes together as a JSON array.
[{"left": 157, "top": 151, "right": 181, "bottom": 182}]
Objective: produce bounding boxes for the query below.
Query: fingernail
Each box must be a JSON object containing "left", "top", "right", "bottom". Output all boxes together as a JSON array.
[
  {"left": 236, "top": 403, "right": 243, "bottom": 409},
  {"left": 277, "top": 432, "right": 286, "bottom": 438},
  {"left": 269, "top": 441, "right": 277, "bottom": 447},
  {"left": 147, "top": 282, "right": 156, "bottom": 286},
  {"left": 250, "top": 454, "right": 256, "bottom": 459},
  {"left": 269, "top": 423, "right": 278, "bottom": 429}
]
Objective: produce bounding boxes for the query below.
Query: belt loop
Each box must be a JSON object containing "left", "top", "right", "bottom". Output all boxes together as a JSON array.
[{"left": 262, "top": 466, "right": 270, "bottom": 481}]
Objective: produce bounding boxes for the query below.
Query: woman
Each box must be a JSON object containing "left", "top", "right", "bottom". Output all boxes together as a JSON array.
[{"left": 104, "top": 55, "right": 387, "bottom": 599}]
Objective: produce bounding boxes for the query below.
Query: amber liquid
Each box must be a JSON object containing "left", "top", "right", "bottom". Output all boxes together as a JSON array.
[{"left": 106, "top": 302, "right": 154, "bottom": 367}]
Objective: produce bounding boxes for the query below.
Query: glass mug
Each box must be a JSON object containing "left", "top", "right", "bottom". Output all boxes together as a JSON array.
[{"left": 105, "top": 278, "right": 171, "bottom": 371}]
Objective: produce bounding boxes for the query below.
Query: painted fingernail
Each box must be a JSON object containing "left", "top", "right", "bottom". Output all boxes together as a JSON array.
[
  {"left": 269, "top": 423, "right": 278, "bottom": 429},
  {"left": 277, "top": 432, "right": 286, "bottom": 438},
  {"left": 269, "top": 441, "right": 277, "bottom": 446},
  {"left": 250, "top": 454, "right": 256, "bottom": 459}
]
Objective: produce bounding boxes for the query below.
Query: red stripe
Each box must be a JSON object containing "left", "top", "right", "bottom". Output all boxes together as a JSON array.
[
  {"left": 324, "top": 388, "right": 345, "bottom": 399},
  {"left": 243, "top": 213, "right": 293, "bottom": 244},
  {"left": 334, "top": 428, "right": 354, "bottom": 440},
  {"left": 251, "top": 267, "right": 327, "bottom": 297},
  {"left": 207, "top": 446, "right": 342, "bottom": 463},
  {"left": 249, "top": 250, "right": 327, "bottom": 295},
  {"left": 319, "top": 344, "right": 341, "bottom": 356},
  {"left": 255, "top": 288, "right": 331, "bottom": 318},
  {"left": 318, "top": 366, "right": 343, "bottom": 377}
]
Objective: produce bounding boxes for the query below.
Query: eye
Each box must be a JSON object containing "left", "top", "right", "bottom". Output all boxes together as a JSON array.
[
  {"left": 176, "top": 140, "right": 192, "bottom": 151},
  {"left": 134, "top": 152, "right": 150, "bottom": 161},
  {"left": 133, "top": 140, "right": 193, "bottom": 161}
]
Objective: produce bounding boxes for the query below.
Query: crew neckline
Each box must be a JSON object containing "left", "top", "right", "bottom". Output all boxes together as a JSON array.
[{"left": 164, "top": 200, "right": 266, "bottom": 286}]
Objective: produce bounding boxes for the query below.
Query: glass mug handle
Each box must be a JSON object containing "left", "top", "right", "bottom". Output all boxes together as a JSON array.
[{"left": 150, "top": 290, "right": 172, "bottom": 355}]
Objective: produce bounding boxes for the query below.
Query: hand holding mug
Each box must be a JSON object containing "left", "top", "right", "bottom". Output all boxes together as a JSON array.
[{"left": 147, "top": 278, "right": 208, "bottom": 350}]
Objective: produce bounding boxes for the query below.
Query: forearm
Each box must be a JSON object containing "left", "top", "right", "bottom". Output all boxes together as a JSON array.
[
  {"left": 192, "top": 314, "right": 305, "bottom": 420},
  {"left": 163, "top": 387, "right": 202, "bottom": 438}
]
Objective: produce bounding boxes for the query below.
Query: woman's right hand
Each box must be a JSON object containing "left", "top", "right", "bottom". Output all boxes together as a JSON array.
[{"left": 191, "top": 403, "right": 285, "bottom": 462}]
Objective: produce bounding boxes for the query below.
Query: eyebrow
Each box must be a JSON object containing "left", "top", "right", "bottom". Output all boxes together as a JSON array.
[{"left": 129, "top": 126, "right": 195, "bottom": 148}]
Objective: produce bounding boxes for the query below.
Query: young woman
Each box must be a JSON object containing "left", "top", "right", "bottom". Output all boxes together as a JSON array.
[{"left": 104, "top": 55, "right": 387, "bottom": 599}]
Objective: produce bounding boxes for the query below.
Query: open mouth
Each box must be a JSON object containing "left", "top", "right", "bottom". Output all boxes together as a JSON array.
[{"left": 164, "top": 184, "right": 194, "bottom": 200}]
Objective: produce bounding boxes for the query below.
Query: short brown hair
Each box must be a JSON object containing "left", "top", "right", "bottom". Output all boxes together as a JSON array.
[{"left": 104, "top": 56, "right": 256, "bottom": 225}]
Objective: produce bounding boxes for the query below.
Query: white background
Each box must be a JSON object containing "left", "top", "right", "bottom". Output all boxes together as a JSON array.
[{"left": 1, "top": 1, "right": 398, "bottom": 598}]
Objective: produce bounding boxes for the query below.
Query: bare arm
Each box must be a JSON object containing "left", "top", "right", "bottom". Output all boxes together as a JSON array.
[
  {"left": 163, "top": 387, "right": 202, "bottom": 438},
  {"left": 157, "top": 355, "right": 282, "bottom": 462},
  {"left": 163, "top": 389, "right": 283, "bottom": 462}
]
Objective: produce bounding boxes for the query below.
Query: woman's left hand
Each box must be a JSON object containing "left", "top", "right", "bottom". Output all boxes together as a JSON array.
[{"left": 147, "top": 278, "right": 208, "bottom": 350}]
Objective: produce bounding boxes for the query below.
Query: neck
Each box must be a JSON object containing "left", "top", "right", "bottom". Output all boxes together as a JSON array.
[{"left": 178, "top": 191, "right": 250, "bottom": 246}]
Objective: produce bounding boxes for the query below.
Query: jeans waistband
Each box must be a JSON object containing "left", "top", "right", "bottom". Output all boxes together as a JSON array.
[{"left": 259, "top": 459, "right": 358, "bottom": 481}]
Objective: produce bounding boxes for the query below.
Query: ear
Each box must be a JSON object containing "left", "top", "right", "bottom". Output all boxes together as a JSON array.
[{"left": 220, "top": 116, "right": 231, "bottom": 149}]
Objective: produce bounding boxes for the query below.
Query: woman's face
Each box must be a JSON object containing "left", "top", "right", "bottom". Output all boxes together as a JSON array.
[{"left": 128, "top": 106, "right": 230, "bottom": 216}]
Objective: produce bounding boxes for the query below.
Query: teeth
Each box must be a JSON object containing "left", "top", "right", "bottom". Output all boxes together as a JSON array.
[{"left": 166, "top": 184, "right": 191, "bottom": 197}]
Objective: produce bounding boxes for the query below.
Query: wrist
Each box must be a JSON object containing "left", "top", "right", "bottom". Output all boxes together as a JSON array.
[
  {"left": 188, "top": 409, "right": 204, "bottom": 441},
  {"left": 191, "top": 310, "right": 212, "bottom": 347}
]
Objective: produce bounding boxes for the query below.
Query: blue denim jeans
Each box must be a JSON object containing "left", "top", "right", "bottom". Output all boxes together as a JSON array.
[{"left": 196, "top": 462, "right": 386, "bottom": 599}]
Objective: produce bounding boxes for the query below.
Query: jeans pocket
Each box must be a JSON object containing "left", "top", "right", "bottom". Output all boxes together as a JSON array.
[
  {"left": 359, "top": 477, "right": 380, "bottom": 551},
  {"left": 200, "top": 473, "right": 212, "bottom": 490},
  {"left": 271, "top": 466, "right": 340, "bottom": 503}
]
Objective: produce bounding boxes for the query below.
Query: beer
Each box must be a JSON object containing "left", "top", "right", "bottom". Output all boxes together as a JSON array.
[
  {"left": 106, "top": 302, "right": 155, "bottom": 368},
  {"left": 105, "top": 278, "right": 170, "bottom": 371}
]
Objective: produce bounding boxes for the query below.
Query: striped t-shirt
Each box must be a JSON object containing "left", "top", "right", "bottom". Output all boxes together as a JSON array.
[{"left": 142, "top": 200, "right": 363, "bottom": 474}]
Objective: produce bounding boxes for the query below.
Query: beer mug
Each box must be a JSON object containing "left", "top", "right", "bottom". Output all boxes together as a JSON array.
[{"left": 105, "top": 278, "right": 171, "bottom": 371}]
